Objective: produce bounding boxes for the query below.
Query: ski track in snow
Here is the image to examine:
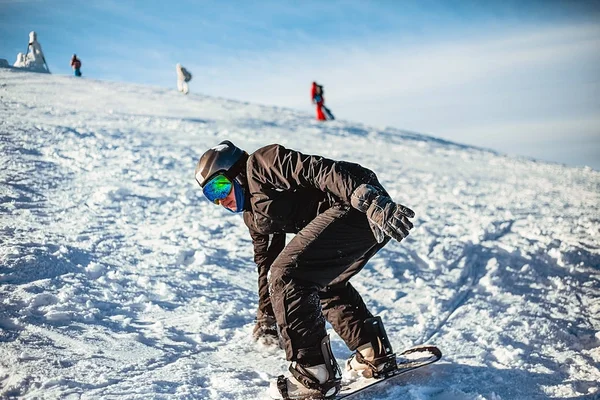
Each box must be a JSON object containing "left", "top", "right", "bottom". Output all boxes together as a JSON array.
[{"left": 1, "top": 69, "right": 599, "bottom": 400}]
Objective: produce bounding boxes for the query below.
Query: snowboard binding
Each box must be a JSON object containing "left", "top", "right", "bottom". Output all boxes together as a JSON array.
[
  {"left": 346, "top": 316, "right": 397, "bottom": 378},
  {"left": 275, "top": 335, "right": 341, "bottom": 399}
]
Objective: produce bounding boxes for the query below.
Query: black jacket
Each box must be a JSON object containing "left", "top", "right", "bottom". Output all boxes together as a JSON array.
[{"left": 242, "top": 144, "right": 385, "bottom": 317}]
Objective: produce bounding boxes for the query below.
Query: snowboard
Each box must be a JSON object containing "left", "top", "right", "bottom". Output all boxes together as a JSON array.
[
  {"left": 323, "top": 106, "right": 335, "bottom": 120},
  {"left": 336, "top": 345, "right": 442, "bottom": 399}
]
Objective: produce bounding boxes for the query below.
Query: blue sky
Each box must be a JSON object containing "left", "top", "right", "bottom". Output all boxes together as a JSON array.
[{"left": 1, "top": 0, "right": 599, "bottom": 169}]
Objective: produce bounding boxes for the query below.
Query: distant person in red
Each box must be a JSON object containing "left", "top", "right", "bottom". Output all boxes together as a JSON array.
[
  {"left": 311, "top": 81, "right": 335, "bottom": 121},
  {"left": 70, "top": 54, "right": 82, "bottom": 77},
  {"left": 311, "top": 82, "right": 326, "bottom": 121}
]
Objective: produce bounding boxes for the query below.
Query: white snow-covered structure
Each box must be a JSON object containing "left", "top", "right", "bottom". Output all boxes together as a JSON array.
[{"left": 8, "top": 31, "right": 50, "bottom": 73}]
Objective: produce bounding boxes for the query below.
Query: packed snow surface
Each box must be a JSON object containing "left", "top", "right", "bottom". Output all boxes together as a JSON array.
[{"left": 1, "top": 69, "right": 599, "bottom": 400}]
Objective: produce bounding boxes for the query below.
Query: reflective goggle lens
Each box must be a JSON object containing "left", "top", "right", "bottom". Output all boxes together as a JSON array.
[{"left": 202, "top": 174, "right": 233, "bottom": 204}]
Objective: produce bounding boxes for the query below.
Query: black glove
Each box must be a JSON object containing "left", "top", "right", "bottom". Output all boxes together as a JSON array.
[{"left": 351, "top": 184, "right": 415, "bottom": 243}]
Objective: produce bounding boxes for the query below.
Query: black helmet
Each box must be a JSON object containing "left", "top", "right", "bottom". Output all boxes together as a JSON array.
[{"left": 195, "top": 140, "right": 246, "bottom": 187}]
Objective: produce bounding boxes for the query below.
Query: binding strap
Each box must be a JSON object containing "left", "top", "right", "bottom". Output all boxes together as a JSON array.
[
  {"left": 289, "top": 364, "right": 321, "bottom": 390},
  {"left": 354, "top": 350, "right": 376, "bottom": 371},
  {"left": 276, "top": 375, "right": 290, "bottom": 400},
  {"left": 354, "top": 351, "right": 397, "bottom": 378},
  {"left": 284, "top": 363, "right": 339, "bottom": 398},
  {"left": 276, "top": 335, "right": 342, "bottom": 399}
]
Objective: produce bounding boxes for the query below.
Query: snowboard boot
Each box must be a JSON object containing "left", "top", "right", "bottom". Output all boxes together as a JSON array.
[
  {"left": 253, "top": 315, "right": 281, "bottom": 348},
  {"left": 268, "top": 335, "right": 341, "bottom": 399},
  {"left": 345, "top": 316, "right": 397, "bottom": 378}
]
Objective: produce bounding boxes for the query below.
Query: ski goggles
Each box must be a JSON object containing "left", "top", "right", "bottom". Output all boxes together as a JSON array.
[{"left": 202, "top": 173, "right": 233, "bottom": 204}]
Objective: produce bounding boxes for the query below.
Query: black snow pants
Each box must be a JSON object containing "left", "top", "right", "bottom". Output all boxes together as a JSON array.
[{"left": 269, "top": 204, "right": 390, "bottom": 366}]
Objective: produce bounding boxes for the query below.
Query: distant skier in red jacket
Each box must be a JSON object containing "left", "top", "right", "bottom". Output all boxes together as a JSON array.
[{"left": 311, "top": 81, "right": 334, "bottom": 121}]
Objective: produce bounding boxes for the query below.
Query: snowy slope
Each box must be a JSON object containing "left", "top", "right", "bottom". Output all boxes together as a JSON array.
[{"left": 1, "top": 69, "right": 599, "bottom": 400}]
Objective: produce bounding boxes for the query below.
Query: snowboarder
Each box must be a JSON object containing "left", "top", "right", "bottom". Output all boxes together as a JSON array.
[
  {"left": 13, "top": 31, "right": 50, "bottom": 73},
  {"left": 195, "top": 141, "right": 415, "bottom": 399},
  {"left": 176, "top": 63, "right": 192, "bottom": 94},
  {"left": 70, "top": 54, "right": 82, "bottom": 77},
  {"left": 311, "top": 82, "right": 334, "bottom": 121}
]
